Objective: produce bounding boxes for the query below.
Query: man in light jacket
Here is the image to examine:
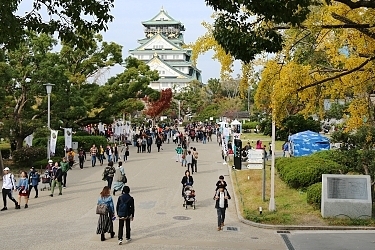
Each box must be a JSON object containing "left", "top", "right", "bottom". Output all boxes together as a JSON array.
[{"left": 1, "top": 167, "right": 19, "bottom": 211}]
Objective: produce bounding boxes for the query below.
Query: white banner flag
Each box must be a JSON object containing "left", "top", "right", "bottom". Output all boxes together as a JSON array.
[
  {"left": 64, "top": 128, "right": 72, "bottom": 150},
  {"left": 222, "top": 135, "right": 228, "bottom": 156},
  {"left": 50, "top": 130, "right": 58, "bottom": 154},
  {"left": 98, "top": 122, "right": 104, "bottom": 132},
  {"left": 24, "top": 134, "right": 33, "bottom": 147}
]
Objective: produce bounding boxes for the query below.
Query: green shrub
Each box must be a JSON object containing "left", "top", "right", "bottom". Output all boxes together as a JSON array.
[
  {"left": 12, "top": 147, "right": 46, "bottom": 167},
  {"left": 276, "top": 155, "right": 346, "bottom": 189},
  {"left": 1, "top": 149, "right": 11, "bottom": 159},
  {"left": 33, "top": 136, "right": 108, "bottom": 157},
  {"left": 74, "top": 130, "right": 91, "bottom": 136},
  {"left": 307, "top": 182, "right": 322, "bottom": 209},
  {"left": 32, "top": 156, "right": 62, "bottom": 169},
  {"left": 242, "top": 121, "right": 258, "bottom": 130}
]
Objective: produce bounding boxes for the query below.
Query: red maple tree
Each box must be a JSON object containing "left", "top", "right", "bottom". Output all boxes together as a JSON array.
[{"left": 145, "top": 88, "right": 173, "bottom": 119}]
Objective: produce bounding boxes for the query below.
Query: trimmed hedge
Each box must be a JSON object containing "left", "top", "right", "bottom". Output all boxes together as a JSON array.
[
  {"left": 307, "top": 182, "right": 322, "bottom": 210},
  {"left": 33, "top": 136, "right": 108, "bottom": 157},
  {"left": 12, "top": 147, "right": 46, "bottom": 167},
  {"left": 276, "top": 155, "right": 346, "bottom": 189}
]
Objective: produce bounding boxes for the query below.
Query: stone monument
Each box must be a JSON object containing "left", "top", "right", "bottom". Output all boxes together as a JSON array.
[{"left": 321, "top": 174, "right": 372, "bottom": 219}]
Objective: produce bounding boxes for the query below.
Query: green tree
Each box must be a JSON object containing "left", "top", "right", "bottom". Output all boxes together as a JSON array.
[
  {"left": 174, "top": 80, "right": 206, "bottom": 118},
  {"left": 0, "top": 0, "right": 114, "bottom": 49},
  {"left": 260, "top": 114, "right": 321, "bottom": 141},
  {"left": 91, "top": 57, "right": 159, "bottom": 122},
  {"left": 0, "top": 32, "right": 63, "bottom": 149},
  {"left": 325, "top": 102, "right": 348, "bottom": 120}
]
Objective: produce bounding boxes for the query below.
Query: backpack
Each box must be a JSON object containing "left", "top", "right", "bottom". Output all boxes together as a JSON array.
[
  {"left": 118, "top": 196, "right": 132, "bottom": 218},
  {"left": 68, "top": 153, "right": 74, "bottom": 161}
]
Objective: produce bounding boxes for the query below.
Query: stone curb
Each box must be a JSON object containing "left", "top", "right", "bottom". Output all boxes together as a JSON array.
[{"left": 227, "top": 166, "right": 375, "bottom": 231}]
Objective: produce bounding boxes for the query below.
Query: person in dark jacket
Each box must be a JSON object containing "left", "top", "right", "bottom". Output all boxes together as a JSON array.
[
  {"left": 50, "top": 162, "right": 63, "bottom": 197},
  {"left": 214, "top": 185, "right": 231, "bottom": 231},
  {"left": 146, "top": 135, "right": 153, "bottom": 153},
  {"left": 181, "top": 170, "right": 194, "bottom": 197},
  {"left": 116, "top": 186, "right": 135, "bottom": 245},
  {"left": 78, "top": 147, "right": 86, "bottom": 170},
  {"left": 155, "top": 135, "right": 162, "bottom": 152},
  {"left": 28, "top": 167, "right": 40, "bottom": 198}
]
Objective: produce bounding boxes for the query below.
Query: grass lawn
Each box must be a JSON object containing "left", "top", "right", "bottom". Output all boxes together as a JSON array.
[
  {"left": 0, "top": 141, "right": 10, "bottom": 150},
  {"left": 240, "top": 133, "right": 284, "bottom": 152},
  {"left": 232, "top": 163, "right": 375, "bottom": 226}
]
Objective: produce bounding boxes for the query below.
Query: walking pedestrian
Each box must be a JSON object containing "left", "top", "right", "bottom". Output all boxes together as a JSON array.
[
  {"left": 175, "top": 144, "right": 183, "bottom": 163},
  {"left": 60, "top": 157, "right": 69, "bottom": 188},
  {"left": 113, "top": 144, "right": 119, "bottom": 162},
  {"left": 45, "top": 159, "right": 54, "bottom": 187},
  {"left": 96, "top": 186, "right": 115, "bottom": 241},
  {"left": 106, "top": 145, "right": 113, "bottom": 162},
  {"left": 67, "top": 148, "right": 75, "bottom": 169},
  {"left": 186, "top": 150, "right": 193, "bottom": 173},
  {"left": 155, "top": 135, "right": 162, "bottom": 152},
  {"left": 1, "top": 167, "right": 19, "bottom": 211},
  {"left": 146, "top": 135, "right": 152, "bottom": 153},
  {"left": 181, "top": 170, "right": 193, "bottom": 197},
  {"left": 99, "top": 145, "right": 105, "bottom": 166},
  {"left": 116, "top": 186, "right": 135, "bottom": 245},
  {"left": 113, "top": 162, "right": 126, "bottom": 196},
  {"left": 141, "top": 136, "right": 147, "bottom": 153},
  {"left": 102, "top": 161, "right": 116, "bottom": 189},
  {"left": 192, "top": 147, "right": 199, "bottom": 173},
  {"left": 50, "top": 162, "right": 63, "bottom": 197},
  {"left": 121, "top": 145, "right": 129, "bottom": 161},
  {"left": 90, "top": 144, "right": 98, "bottom": 167},
  {"left": 78, "top": 147, "right": 86, "bottom": 169},
  {"left": 214, "top": 184, "right": 231, "bottom": 231},
  {"left": 28, "top": 167, "right": 40, "bottom": 198},
  {"left": 136, "top": 137, "right": 142, "bottom": 153},
  {"left": 16, "top": 171, "right": 29, "bottom": 209}
]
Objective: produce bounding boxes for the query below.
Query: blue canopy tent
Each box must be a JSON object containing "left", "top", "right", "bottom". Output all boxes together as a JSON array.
[{"left": 289, "top": 130, "right": 330, "bottom": 157}]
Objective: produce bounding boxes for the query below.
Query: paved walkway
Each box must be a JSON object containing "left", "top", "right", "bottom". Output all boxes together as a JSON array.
[{"left": 0, "top": 138, "right": 286, "bottom": 249}]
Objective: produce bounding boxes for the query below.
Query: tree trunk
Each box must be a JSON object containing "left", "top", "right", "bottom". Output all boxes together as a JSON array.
[
  {"left": 16, "top": 136, "right": 24, "bottom": 150},
  {"left": 0, "top": 150, "right": 4, "bottom": 178}
]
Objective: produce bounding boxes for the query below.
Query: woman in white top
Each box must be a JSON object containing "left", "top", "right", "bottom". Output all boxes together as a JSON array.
[{"left": 186, "top": 150, "right": 193, "bottom": 174}]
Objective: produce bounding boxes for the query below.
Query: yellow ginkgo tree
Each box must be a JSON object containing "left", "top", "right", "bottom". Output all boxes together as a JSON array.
[{"left": 253, "top": 1, "right": 375, "bottom": 130}]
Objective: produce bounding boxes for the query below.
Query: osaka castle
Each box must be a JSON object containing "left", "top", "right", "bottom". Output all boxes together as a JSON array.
[{"left": 129, "top": 8, "right": 202, "bottom": 91}]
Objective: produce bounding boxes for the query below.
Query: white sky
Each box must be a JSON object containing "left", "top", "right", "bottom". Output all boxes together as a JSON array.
[{"left": 18, "top": 0, "right": 241, "bottom": 83}]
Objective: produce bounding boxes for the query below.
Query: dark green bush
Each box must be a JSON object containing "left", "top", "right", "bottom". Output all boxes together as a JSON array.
[
  {"left": 12, "top": 147, "right": 46, "bottom": 166},
  {"left": 307, "top": 182, "right": 322, "bottom": 210},
  {"left": 1, "top": 149, "right": 11, "bottom": 159},
  {"left": 276, "top": 155, "right": 346, "bottom": 189},
  {"left": 33, "top": 136, "right": 108, "bottom": 157}
]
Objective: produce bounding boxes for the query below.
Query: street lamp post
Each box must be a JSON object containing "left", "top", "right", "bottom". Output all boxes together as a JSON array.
[
  {"left": 44, "top": 83, "right": 54, "bottom": 160},
  {"left": 269, "top": 114, "right": 276, "bottom": 211},
  {"left": 178, "top": 100, "right": 181, "bottom": 123}
]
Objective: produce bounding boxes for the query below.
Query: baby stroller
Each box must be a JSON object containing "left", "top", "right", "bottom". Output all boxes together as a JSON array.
[
  {"left": 183, "top": 185, "right": 196, "bottom": 210},
  {"left": 41, "top": 170, "right": 51, "bottom": 191}
]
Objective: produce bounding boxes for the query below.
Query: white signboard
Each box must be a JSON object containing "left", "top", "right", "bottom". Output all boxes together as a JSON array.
[{"left": 247, "top": 149, "right": 264, "bottom": 169}]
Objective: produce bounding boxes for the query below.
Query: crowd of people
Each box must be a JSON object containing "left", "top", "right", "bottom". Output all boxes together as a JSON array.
[{"left": 1, "top": 121, "right": 234, "bottom": 245}]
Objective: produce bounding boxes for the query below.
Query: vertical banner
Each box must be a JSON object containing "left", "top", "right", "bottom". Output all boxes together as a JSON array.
[
  {"left": 50, "top": 130, "right": 58, "bottom": 154},
  {"left": 222, "top": 135, "right": 228, "bottom": 156},
  {"left": 64, "top": 128, "right": 72, "bottom": 150},
  {"left": 24, "top": 134, "right": 33, "bottom": 147}
]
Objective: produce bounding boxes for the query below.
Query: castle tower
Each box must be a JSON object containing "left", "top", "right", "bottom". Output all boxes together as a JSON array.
[{"left": 129, "top": 8, "right": 202, "bottom": 90}]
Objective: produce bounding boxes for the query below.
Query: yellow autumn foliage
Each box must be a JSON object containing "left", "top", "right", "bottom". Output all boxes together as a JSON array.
[
  {"left": 188, "top": 21, "right": 234, "bottom": 80},
  {"left": 255, "top": 1, "right": 375, "bottom": 130}
]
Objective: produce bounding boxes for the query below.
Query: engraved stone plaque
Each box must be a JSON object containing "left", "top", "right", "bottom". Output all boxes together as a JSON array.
[
  {"left": 321, "top": 174, "right": 372, "bottom": 219},
  {"left": 327, "top": 177, "right": 368, "bottom": 200}
]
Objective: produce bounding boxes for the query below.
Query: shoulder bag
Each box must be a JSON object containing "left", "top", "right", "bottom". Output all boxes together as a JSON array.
[{"left": 96, "top": 203, "right": 108, "bottom": 215}]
